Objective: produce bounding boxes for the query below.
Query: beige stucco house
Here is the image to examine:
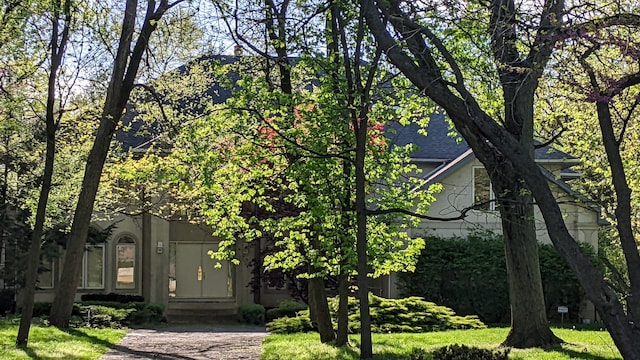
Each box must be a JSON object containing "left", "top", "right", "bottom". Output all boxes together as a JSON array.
[{"left": 24, "top": 58, "right": 602, "bottom": 321}]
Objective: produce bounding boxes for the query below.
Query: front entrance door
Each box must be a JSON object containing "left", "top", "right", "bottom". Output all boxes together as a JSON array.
[{"left": 168, "top": 242, "right": 233, "bottom": 298}]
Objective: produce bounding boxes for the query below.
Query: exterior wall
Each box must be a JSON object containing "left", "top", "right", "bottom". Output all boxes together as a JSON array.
[
  {"left": 33, "top": 214, "right": 144, "bottom": 303},
  {"left": 406, "top": 158, "right": 600, "bottom": 321},
  {"left": 412, "top": 158, "right": 600, "bottom": 251}
]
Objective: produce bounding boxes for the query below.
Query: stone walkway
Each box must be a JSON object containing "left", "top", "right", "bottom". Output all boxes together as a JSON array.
[{"left": 100, "top": 324, "right": 268, "bottom": 360}]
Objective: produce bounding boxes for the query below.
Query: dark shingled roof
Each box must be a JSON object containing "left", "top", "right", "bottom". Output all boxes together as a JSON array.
[
  {"left": 386, "top": 112, "right": 468, "bottom": 161},
  {"left": 118, "top": 55, "right": 579, "bottom": 165},
  {"left": 386, "top": 112, "right": 578, "bottom": 163}
]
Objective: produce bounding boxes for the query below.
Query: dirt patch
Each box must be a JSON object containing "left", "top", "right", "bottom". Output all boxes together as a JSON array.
[{"left": 100, "top": 324, "right": 268, "bottom": 360}]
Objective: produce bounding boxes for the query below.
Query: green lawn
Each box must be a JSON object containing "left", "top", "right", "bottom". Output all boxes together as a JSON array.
[
  {"left": 0, "top": 317, "right": 126, "bottom": 359},
  {"left": 262, "top": 328, "right": 622, "bottom": 360}
]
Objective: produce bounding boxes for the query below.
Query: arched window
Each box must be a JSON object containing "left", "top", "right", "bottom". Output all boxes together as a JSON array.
[{"left": 115, "top": 236, "right": 136, "bottom": 289}]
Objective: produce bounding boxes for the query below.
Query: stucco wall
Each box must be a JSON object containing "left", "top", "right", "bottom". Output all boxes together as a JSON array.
[{"left": 411, "top": 158, "right": 600, "bottom": 251}]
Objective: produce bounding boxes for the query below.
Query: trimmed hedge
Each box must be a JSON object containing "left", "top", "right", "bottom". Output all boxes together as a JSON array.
[
  {"left": 398, "top": 233, "right": 595, "bottom": 323},
  {"left": 80, "top": 293, "right": 144, "bottom": 303},
  {"left": 266, "top": 294, "right": 485, "bottom": 334}
]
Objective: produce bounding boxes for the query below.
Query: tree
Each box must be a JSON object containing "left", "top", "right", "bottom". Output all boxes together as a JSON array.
[
  {"left": 361, "top": 0, "right": 640, "bottom": 357},
  {"left": 361, "top": 0, "right": 563, "bottom": 348},
  {"left": 17, "top": 0, "right": 72, "bottom": 346},
  {"left": 49, "top": 0, "right": 186, "bottom": 328}
]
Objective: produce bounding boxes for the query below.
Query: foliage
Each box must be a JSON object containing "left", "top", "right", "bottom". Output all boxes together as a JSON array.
[
  {"left": 238, "top": 303, "right": 266, "bottom": 325},
  {"left": 267, "top": 294, "right": 485, "bottom": 334},
  {"left": 261, "top": 328, "right": 620, "bottom": 360},
  {"left": 431, "top": 344, "right": 509, "bottom": 360},
  {"left": 16, "top": 301, "right": 164, "bottom": 328},
  {"left": 398, "top": 233, "right": 596, "bottom": 323},
  {"left": 278, "top": 299, "right": 308, "bottom": 317},
  {"left": 0, "top": 289, "right": 15, "bottom": 315},
  {"left": 0, "top": 318, "right": 126, "bottom": 360},
  {"left": 267, "top": 299, "right": 308, "bottom": 321},
  {"left": 266, "top": 313, "right": 315, "bottom": 334}
]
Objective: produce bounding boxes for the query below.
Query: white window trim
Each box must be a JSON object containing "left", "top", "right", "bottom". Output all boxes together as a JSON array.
[{"left": 472, "top": 166, "right": 496, "bottom": 211}]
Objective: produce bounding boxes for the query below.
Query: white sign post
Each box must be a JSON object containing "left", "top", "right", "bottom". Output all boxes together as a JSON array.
[{"left": 558, "top": 306, "right": 568, "bottom": 324}]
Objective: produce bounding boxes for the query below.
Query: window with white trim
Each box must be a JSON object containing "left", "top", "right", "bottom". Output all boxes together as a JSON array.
[
  {"left": 78, "top": 245, "right": 104, "bottom": 289},
  {"left": 115, "top": 236, "right": 136, "bottom": 289},
  {"left": 473, "top": 166, "right": 495, "bottom": 211}
]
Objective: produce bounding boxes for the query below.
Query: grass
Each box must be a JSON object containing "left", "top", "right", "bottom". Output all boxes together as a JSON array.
[
  {"left": 261, "top": 327, "right": 622, "bottom": 360},
  {"left": 0, "top": 317, "right": 126, "bottom": 359}
]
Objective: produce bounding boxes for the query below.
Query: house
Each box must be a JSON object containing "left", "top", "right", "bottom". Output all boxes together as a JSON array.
[{"left": 24, "top": 56, "right": 601, "bottom": 321}]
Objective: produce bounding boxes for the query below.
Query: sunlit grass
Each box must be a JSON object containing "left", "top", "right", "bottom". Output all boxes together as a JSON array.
[
  {"left": 262, "top": 327, "right": 621, "bottom": 360},
  {"left": 0, "top": 317, "right": 126, "bottom": 360}
]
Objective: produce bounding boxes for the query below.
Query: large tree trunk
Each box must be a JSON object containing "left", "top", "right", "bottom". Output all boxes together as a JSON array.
[
  {"left": 49, "top": 0, "right": 172, "bottom": 328},
  {"left": 496, "top": 73, "right": 560, "bottom": 347},
  {"left": 494, "top": 172, "right": 561, "bottom": 347},
  {"left": 17, "top": 0, "right": 70, "bottom": 345}
]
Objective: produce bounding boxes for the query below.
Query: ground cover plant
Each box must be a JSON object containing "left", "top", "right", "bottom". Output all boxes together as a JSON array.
[
  {"left": 261, "top": 327, "right": 621, "bottom": 360},
  {"left": 0, "top": 316, "right": 126, "bottom": 359}
]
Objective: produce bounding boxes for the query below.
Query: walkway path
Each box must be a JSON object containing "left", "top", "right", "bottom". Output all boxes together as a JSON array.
[{"left": 100, "top": 324, "right": 268, "bottom": 360}]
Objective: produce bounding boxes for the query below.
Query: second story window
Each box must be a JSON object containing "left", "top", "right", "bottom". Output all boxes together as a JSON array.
[{"left": 473, "top": 166, "right": 495, "bottom": 211}]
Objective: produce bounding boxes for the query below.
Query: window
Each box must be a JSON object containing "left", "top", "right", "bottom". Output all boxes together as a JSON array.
[
  {"left": 37, "top": 258, "right": 54, "bottom": 289},
  {"left": 79, "top": 245, "right": 104, "bottom": 289},
  {"left": 473, "top": 167, "right": 495, "bottom": 211},
  {"left": 116, "top": 236, "right": 136, "bottom": 289}
]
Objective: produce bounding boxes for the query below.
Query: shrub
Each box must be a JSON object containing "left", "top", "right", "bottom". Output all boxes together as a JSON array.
[
  {"left": 0, "top": 289, "right": 16, "bottom": 315},
  {"left": 32, "top": 302, "right": 52, "bottom": 317},
  {"left": 75, "top": 304, "right": 134, "bottom": 328},
  {"left": 266, "top": 300, "right": 308, "bottom": 321},
  {"left": 398, "top": 232, "right": 594, "bottom": 323},
  {"left": 267, "top": 294, "right": 485, "bottom": 334},
  {"left": 432, "top": 344, "right": 509, "bottom": 360},
  {"left": 238, "top": 303, "right": 265, "bottom": 325},
  {"left": 265, "top": 308, "right": 281, "bottom": 322},
  {"left": 277, "top": 300, "right": 307, "bottom": 317},
  {"left": 266, "top": 312, "right": 314, "bottom": 333}
]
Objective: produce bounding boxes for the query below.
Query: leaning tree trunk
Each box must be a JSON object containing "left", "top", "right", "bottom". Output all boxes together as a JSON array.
[
  {"left": 308, "top": 276, "right": 335, "bottom": 343},
  {"left": 49, "top": 0, "right": 172, "bottom": 328},
  {"left": 17, "top": 0, "right": 71, "bottom": 345},
  {"left": 335, "top": 271, "right": 350, "bottom": 346}
]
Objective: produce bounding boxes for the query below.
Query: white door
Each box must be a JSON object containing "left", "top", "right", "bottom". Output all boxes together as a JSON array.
[{"left": 169, "top": 242, "right": 233, "bottom": 298}]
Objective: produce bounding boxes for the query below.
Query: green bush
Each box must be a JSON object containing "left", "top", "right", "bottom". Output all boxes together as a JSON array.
[
  {"left": 277, "top": 300, "right": 307, "bottom": 317},
  {"left": 0, "top": 289, "right": 15, "bottom": 315},
  {"left": 432, "top": 344, "right": 509, "bottom": 360},
  {"left": 238, "top": 303, "right": 265, "bottom": 325},
  {"left": 75, "top": 304, "right": 134, "bottom": 328},
  {"left": 267, "top": 294, "right": 485, "bottom": 334},
  {"left": 265, "top": 300, "right": 308, "bottom": 322},
  {"left": 266, "top": 312, "right": 314, "bottom": 333},
  {"left": 265, "top": 308, "right": 282, "bottom": 322},
  {"left": 398, "top": 232, "right": 594, "bottom": 323}
]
